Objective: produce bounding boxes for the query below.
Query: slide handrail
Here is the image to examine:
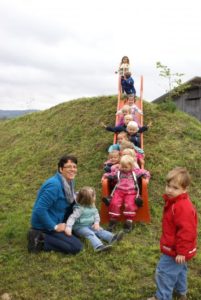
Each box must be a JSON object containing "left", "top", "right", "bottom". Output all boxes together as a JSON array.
[{"left": 100, "top": 75, "right": 150, "bottom": 224}]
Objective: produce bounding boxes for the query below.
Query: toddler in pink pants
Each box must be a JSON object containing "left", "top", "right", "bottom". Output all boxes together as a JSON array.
[{"left": 105, "top": 155, "right": 150, "bottom": 233}]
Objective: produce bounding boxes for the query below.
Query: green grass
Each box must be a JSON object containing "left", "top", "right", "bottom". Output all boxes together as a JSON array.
[{"left": 0, "top": 96, "right": 201, "bottom": 299}]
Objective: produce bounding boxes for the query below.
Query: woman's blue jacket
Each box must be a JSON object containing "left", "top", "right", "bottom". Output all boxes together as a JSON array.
[{"left": 31, "top": 172, "right": 73, "bottom": 231}]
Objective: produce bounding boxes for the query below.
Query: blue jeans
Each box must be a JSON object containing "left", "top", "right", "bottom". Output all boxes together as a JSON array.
[
  {"left": 44, "top": 232, "right": 83, "bottom": 254},
  {"left": 74, "top": 226, "right": 114, "bottom": 249},
  {"left": 155, "top": 254, "right": 188, "bottom": 300}
]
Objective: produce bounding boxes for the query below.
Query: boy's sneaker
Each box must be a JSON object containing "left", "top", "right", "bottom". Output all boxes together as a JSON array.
[
  {"left": 147, "top": 297, "right": 158, "bottom": 300},
  {"left": 95, "top": 244, "right": 112, "bottom": 252},
  {"left": 173, "top": 292, "right": 187, "bottom": 300},
  {"left": 107, "top": 220, "right": 117, "bottom": 232},
  {"left": 110, "top": 231, "right": 124, "bottom": 244},
  {"left": 27, "top": 228, "right": 45, "bottom": 253},
  {"left": 123, "top": 220, "right": 133, "bottom": 233},
  {"left": 102, "top": 197, "right": 111, "bottom": 206}
]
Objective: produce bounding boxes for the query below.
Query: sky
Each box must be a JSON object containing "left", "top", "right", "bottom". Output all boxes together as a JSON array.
[{"left": 0, "top": 0, "right": 200, "bottom": 110}]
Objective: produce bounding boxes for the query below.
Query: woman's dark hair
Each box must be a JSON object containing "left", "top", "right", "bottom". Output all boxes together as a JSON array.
[{"left": 58, "top": 155, "right": 78, "bottom": 170}]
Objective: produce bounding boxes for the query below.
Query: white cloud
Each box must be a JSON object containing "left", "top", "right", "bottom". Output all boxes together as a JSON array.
[{"left": 0, "top": 0, "right": 200, "bottom": 110}]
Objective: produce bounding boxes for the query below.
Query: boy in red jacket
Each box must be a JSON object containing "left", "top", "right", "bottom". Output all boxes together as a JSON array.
[{"left": 148, "top": 167, "right": 198, "bottom": 300}]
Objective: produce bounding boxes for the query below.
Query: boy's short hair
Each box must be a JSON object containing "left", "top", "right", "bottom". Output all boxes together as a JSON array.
[
  {"left": 124, "top": 71, "right": 131, "bottom": 78},
  {"left": 166, "top": 167, "right": 191, "bottom": 188},
  {"left": 120, "top": 140, "right": 135, "bottom": 151},
  {"left": 127, "top": 121, "right": 138, "bottom": 129},
  {"left": 117, "top": 131, "right": 128, "bottom": 138},
  {"left": 125, "top": 71, "right": 132, "bottom": 78}
]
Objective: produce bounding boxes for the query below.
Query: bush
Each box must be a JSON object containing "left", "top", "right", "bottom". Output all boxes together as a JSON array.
[{"left": 159, "top": 99, "right": 177, "bottom": 113}]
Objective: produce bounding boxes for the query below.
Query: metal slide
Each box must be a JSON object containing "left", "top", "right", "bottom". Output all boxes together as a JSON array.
[{"left": 100, "top": 75, "right": 151, "bottom": 224}]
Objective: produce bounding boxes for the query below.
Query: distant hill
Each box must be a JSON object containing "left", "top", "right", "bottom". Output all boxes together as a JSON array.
[{"left": 0, "top": 109, "right": 39, "bottom": 119}]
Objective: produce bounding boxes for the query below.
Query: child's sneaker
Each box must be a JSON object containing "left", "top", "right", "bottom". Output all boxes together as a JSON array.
[
  {"left": 107, "top": 220, "right": 117, "bottom": 232},
  {"left": 147, "top": 297, "right": 158, "bottom": 300},
  {"left": 173, "top": 291, "right": 187, "bottom": 300},
  {"left": 95, "top": 244, "right": 112, "bottom": 252},
  {"left": 123, "top": 220, "right": 133, "bottom": 233},
  {"left": 110, "top": 231, "right": 124, "bottom": 244}
]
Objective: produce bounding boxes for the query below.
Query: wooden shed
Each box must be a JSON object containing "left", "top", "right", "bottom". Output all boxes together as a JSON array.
[{"left": 153, "top": 77, "right": 201, "bottom": 121}]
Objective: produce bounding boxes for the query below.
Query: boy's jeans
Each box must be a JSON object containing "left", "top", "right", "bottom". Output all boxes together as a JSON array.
[
  {"left": 74, "top": 226, "right": 114, "bottom": 249},
  {"left": 155, "top": 254, "right": 187, "bottom": 300}
]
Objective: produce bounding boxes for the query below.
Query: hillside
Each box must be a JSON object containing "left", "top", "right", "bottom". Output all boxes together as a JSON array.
[{"left": 0, "top": 96, "right": 201, "bottom": 300}]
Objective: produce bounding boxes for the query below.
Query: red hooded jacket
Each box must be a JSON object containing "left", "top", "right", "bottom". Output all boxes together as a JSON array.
[{"left": 160, "top": 193, "right": 198, "bottom": 260}]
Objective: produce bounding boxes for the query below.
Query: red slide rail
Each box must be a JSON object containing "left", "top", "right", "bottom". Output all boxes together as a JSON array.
[{"left": 100, "top": 75, "right": 151, "bottom": 224}]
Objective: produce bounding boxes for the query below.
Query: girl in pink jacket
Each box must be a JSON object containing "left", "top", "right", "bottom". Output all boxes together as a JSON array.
[{"left": 104, "top": 155, "right": 150, "bottom": 233}]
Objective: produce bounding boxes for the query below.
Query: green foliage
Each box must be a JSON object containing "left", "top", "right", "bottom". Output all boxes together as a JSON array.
[
  {"left": 158, "top": 99, "right": 177, "bottom": 113},
  {"left": 156, "top": 61, "right": 191, "bottom": 101},
  {"left": 0, "top": 96, "right": 201, "bottom": 299}
]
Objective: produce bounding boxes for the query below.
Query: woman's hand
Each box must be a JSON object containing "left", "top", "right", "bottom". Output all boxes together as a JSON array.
[{"left": 55, "top": 223, "right": 66, "bottom": 232}]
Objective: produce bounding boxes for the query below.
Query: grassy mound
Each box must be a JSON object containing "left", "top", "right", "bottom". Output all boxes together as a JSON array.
[{"left": 0, "top": 96, "right": 200, "bottom": 299}]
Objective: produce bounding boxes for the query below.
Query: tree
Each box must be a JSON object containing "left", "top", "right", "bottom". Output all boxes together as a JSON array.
[{"left": 156, "top": 61, "right": 191, "bottom": 101}]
